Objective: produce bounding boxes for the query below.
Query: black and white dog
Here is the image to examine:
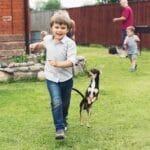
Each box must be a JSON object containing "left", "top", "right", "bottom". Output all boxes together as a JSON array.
[{"left": 72, "top": 68, "right": 100, "bottom": 127}]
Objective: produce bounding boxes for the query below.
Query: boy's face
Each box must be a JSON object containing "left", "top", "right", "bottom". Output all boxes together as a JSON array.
[
  {"left": 127, "top": 29, "right": 133, "bottom": 36},
  {"left": 51, "top": 23, "right": 69, "bottom": 40}
]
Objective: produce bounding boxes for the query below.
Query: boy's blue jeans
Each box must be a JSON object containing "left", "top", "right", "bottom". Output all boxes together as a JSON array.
[{"left": 46, "top": 78, "right": 73, "bottom": 131}]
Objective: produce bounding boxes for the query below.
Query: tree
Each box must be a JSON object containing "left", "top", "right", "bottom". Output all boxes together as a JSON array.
[
  {"left": 34, "top": 0, "right": 61, "bottom": 11},
  {"left": 42, "top": 0, "right": 61, "bottom": 10}
]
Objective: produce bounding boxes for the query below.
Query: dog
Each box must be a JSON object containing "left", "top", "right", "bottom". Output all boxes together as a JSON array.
[{"left": 72, "top": 68, "right": 100, "bottom": 127}]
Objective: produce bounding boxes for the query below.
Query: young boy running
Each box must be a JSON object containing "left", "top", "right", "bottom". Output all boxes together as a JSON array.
[
  {"left": 124, "top": 26, "right": 140, "bottom": 72},
  {"left": 30, "top": 10, "right": 77, "bottom": 140}
]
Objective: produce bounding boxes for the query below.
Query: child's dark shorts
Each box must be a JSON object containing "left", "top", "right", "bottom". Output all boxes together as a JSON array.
[{"left": 128, "top": 54, "right": 138, "bottom": 60}]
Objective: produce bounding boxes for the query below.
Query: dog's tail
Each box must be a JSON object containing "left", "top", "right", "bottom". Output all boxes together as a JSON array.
[{"left": 72, "top": 88, "right": 84, "bottom": 99}]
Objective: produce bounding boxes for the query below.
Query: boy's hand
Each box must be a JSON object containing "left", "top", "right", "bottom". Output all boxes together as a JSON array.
[
  {"left": 134, "top": 35, "right": 140, "bottom": 42},
  {"left": 123, "top": 44, "right": 128, "bottom": 50},
  {"left": 113, "top": 18, "right": 117, "bottom": 22},
  {"left": 29, "top": 43, "right": 37, "bottom": 52},
  {"left": 29, "top": 42, "right": 44, "bottom": 53},
  {"left": 49, "top": 60, "right": 72, "bottom": 68},
  {"left": 49, "top": 60, "right": 58, "bottom": 67}
]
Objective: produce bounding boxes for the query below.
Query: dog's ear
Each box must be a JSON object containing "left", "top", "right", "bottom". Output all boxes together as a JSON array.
[
  {"left": 99, "top": 70, "right": 102, "bottom": 75},
  {"left": 96, "top": 69, "right": 102, "bottom": 76},
  {"left": 90, "top": 68, "right": 101, "bottom": 74},
  {"left": 96, "top": 70, "right": 100, "bottom": 76}
]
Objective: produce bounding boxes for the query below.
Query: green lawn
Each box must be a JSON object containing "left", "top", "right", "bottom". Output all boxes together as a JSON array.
[{"left": 0, "top": 46, "right": 150, "bottom": 150}]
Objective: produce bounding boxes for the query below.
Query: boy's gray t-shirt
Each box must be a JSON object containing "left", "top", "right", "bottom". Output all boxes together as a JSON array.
[
  {"left": 43, "top": 35, "right": 77, "bottom": 82},
  {"left": 125, "top": 35, "right": 138, "bottom": 54}
]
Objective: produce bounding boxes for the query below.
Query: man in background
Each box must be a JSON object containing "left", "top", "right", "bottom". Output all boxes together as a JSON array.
[{"left": 113, "top": 0, "right": 134, "bottom": 48}]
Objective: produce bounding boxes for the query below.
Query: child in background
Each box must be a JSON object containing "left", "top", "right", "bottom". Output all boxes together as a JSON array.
[
  {"left": 67, "top": 19, "right": 76, "bottom": 40},
  {"left": 30, "top": 10, "right": 77, "bottom": 140},
  {"left": 124, "top": 26, "right": 140, "bottom": 71}
]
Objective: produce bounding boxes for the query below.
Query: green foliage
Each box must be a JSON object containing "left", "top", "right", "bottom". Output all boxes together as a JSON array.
[
  {"left": 10, "top": 54, "right": 28, "bottom": 63},
  {"left": 36, "top": 52, "right": 46, "bottom": 63},
  {"left": 37, "top": 0, "right": 61, "bottom": 10},
  {"left": 10, "top": 52, "right": 46, "bottom": 64},
  {"left": 0, "top": 46, "right": 150, "bottom": 149}
]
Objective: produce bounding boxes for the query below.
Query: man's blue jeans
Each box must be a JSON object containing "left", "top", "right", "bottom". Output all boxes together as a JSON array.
[
  {"left": 121, "top": 29, "right": 127, "bottom": 45},
  {"left": 46, "top": 78, "right": 73, "bottom": 131}
]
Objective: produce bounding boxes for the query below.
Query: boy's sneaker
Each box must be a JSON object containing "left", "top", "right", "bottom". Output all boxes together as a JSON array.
[{"left": 55, "top": 129, "right": 65, "bottom": 140}]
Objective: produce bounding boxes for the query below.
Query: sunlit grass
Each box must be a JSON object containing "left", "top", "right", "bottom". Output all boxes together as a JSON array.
[{"left": 0, "top": 46, "right": 150, "bottom": 150}]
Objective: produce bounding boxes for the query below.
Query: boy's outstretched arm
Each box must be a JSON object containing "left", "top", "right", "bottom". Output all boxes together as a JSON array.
[{"left": 29, "top": 41, "right": 45, "bottom": 53}]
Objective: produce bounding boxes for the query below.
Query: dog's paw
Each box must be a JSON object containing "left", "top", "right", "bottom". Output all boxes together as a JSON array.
[
  {"left": 86, "top": 124, "right": 91, "bottom": 128},
  {"left": 80, "top": 123, "right": 84, "bottom": 126}
]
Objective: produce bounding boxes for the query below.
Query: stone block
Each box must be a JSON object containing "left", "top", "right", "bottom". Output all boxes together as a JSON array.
[{"left": 0, "top": 71, "right": 12, "bottom": 82}]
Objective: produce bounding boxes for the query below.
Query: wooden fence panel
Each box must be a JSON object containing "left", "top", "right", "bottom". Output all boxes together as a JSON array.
[
  {"left": 31, "top": 10, "right": 55, "bottom": 32},
  {"left": 31, "top": 1, "right": 150, "bottom": 48},
  {"left": 68, "top": 1, "right": 150, "bottom": 48}
]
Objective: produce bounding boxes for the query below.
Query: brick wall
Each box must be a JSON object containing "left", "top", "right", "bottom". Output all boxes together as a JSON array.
[
  {"left": 0, "top": 0, "right": 29, "bottom": 60},
  {"left": 0, "top": 0, "right": 25, "bottom": 34}
]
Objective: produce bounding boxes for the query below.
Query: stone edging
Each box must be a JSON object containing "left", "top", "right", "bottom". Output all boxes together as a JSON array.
[
  {"left": 0, "top": 55, "right": 86, "bottom": 82},
  {"left": 0, "top": 61, "right": 45, "bottom": 82}
]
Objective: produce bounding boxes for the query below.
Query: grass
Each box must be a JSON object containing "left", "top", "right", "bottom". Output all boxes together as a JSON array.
[{"left": 0, "top": 46, "right": 150, "bottom": 150}]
